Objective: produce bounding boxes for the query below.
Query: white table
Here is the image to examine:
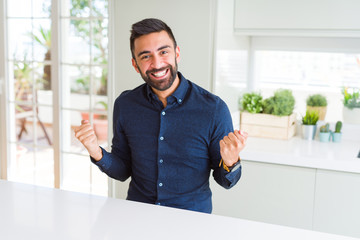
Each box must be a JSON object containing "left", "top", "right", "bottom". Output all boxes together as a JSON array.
[{"left": 0, "top": 180, "right": 358, "bottom": 240}]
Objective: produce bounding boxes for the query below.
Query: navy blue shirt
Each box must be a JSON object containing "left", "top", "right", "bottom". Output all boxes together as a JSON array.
[{"left": 93, "top": 72, "right": 242, "bottom": 213}]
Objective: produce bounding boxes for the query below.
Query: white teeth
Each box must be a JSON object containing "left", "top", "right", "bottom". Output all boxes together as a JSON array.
[{"left": 153, "top": 70, "right": 167, "bottom": 77}]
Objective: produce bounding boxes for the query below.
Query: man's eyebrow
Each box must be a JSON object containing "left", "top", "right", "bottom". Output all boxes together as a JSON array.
[
  {"left": 137, "top": 45, "right": 171, "bottom": 58},
  {"left": 158, "top": 45, "right": 171, "bottom": 51},
  {"left": 137, "top": 50, "right": 150, "bottom": 58}
]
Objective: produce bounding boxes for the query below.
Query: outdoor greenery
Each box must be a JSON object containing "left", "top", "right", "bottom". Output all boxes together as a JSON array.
[
  {"left": 25, "top": 0, "right": 108, "bottom": 95},
  {"left": 302, "top": 110, "right": 319, "bottom": 125},
  {"left": 342, "top": 87, "right": 360, "bottom": 109},
  {"left": 306, "top": 94, "right": 327, "bottom": 107},
  {"left": 241, "top": 92, "right": 263, "bottom": 113},
  {"left": 262, "top": 89, "right": 295, "bottom": 116},
  {"left": 13, "top": 57, "right": 33, "bottom": 106},
  {"left": 69, "top": 0, "right": 108, "bottom": 96},
  {"left": 32, "top": 26, "right": 51, "bottom": 90}
]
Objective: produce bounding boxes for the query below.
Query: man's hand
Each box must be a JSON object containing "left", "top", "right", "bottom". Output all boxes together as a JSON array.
[
  {"left": 74, "top": 120, "right": 103, "bottom": 161},
  {"left": 219, "top": 130, "right": 248, "bottom": 167}
]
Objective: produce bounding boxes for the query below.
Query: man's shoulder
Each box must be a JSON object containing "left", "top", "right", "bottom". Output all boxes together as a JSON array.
[
  {"left": 188, "top": 81, "right": 224, "bottom": 106},
  {"left": 114, "top": 84, "right": 147, "bottom": 105}
]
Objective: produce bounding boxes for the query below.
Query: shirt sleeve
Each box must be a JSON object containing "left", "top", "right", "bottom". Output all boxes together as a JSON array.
[
  {"left": 91, "top": 96, "right": 132, "bottom": 182},
  {"left": 209, "top": 98, "right": 242, "bottom": 189}
]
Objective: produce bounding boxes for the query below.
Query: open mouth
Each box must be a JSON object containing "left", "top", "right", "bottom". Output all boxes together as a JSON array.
[{"left": 149, "top": 68, "right": 169, "bottom": 80}]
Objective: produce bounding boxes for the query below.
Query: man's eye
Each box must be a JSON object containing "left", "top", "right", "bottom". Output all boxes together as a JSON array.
[
  {"left": 161, "top": 50, "right": 168, "bottom": 55},
  {"left": 141, "top": 55, "right": 150, "bottom": 60}
]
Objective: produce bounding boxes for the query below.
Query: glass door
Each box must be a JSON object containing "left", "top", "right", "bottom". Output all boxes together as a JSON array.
[
  {"left": 60, "top": 0, "right": 109, "bottom": 195},
  {"left": 6, "top": 0, "right": 54, "bottom": 187},
  {"left": 3, "top": 0, "right": 109, "bottom": 196}
]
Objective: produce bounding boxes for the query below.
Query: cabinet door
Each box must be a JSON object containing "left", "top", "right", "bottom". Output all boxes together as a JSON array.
[
  {"left": 211, "top": 160, "right": 316, "bottom": 229},
  {"left": 234, "top": 0, "right": 360, "bottom": 36},
  {"left": 313, "top": 170, "right": 360, "bottom": 238}
]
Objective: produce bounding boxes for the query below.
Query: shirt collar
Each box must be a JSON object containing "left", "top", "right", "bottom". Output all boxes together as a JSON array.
[
  {"left": 171, "top": 72, "right": 188, "bottom": 104},
  {"left": 146, "top": 71, "right": 188, "bottom": 105}
]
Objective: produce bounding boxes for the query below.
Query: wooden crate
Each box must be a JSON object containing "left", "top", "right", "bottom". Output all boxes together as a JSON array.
[{"left": 240, "top": 112, "right": 296, "bottom": 140}]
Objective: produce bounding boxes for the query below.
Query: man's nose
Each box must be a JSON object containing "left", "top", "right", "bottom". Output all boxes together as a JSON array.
[{"left": 150, "top": 55, "right": 162, "bottom": 69}]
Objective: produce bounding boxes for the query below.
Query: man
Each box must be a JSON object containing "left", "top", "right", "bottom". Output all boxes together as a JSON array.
[{"left": 74, "top": 18, "right": 248, "bottom": 213}]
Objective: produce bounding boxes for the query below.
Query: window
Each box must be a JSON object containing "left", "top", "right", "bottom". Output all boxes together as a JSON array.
[
  {"left": 251, "top": 37, "right": 360, "bottom": 122},
  {"left": 6, "top": 0, "right": 53, "bottom": 187},
  {"left": 60, "top": 0, "right": 109, "bottom": 195},
  {"left": 2, "top": 0, "right": 109, "bottom": 196},
  {"left": 255, "top": 51, "right": 360, "bottom": 88},
  {"left": 216, "top": 50, "right": 248, "bottom": 87}
]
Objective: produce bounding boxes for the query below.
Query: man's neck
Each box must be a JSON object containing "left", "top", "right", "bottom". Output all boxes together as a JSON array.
[{"left": 152, "top": 75, "right": 180, "bottom": 108}]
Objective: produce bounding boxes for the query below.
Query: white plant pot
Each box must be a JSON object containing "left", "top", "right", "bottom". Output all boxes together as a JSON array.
[
  {"left": 302, "top": 124, "right": 317, "bottom": 140},
  {"left": 343, "top": 107, "right": 360, "bottom": 124}
]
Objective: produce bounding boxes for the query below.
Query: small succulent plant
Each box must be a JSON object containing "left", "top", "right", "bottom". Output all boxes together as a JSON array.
[
  {"left": 319, "top": 123, "right": 330, "bottom": 133},
  {"left": 335, "top": 121, "right": 342, "bottom": 133}
]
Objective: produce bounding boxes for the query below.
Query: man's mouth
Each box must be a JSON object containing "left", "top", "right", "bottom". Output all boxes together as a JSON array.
[{"left": 149, "top": 68, "right": 169, "bottom": 79}]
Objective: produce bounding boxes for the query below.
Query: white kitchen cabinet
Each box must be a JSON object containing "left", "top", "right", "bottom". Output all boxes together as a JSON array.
[
  {"left": 211, "top": 136, "right": 360, "bottom": 238},
  {"left": 211, "top": 160, "right": 316, "bottom": 229},
  {"left": 313, "top": 170, "right": 360, "bottom": 238},
  {"left": 234, "top": 0, "right": 360, "bottom": 37}
]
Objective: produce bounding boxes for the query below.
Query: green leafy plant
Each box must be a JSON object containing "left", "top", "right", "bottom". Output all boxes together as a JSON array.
[
  {"left": 69, "top": 0, "right": 108, "bottom": 96},
  {"left": 306, "top": 94, "right": 327, "bottom": 107},
  {"left": 28, "top": 26, "right": 52, "bottom": 90},
  {"left": 13, "top": 57, "right": 33, "bottom": 112},
  {"left": 262, "top": 89, "right": 295, "bottom": 116},
  {"left": 335, "top": 121, "right": 342, "bottom": 133},
  {"left": 319, "top": 123, "right": 330, "bottom": 133},
  {"left": 302, "top": 110, "right": 319, "bottom": 125},
  {"left": 241, "top": 92, "right": 263, "bottom": 113},
  {"left": 342, "top": 87, "right": 360, "bottom": 109}
]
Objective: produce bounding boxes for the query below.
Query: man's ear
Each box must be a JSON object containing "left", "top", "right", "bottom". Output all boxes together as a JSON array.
[
  {"left": 132, "top": 58, "right": 140, "bottom": 73},
  {"left": 175, "top": 46, "right": 180, "bottom": 63}
]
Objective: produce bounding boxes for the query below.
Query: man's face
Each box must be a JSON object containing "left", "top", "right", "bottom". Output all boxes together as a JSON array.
[{"left": 132, "top": 31, "right": 180, "bottom": 91}]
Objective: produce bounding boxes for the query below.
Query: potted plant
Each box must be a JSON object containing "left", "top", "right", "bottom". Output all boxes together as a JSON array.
[
  {"left": 342, "top": 87, "right": 360, "bottom": 124},
  {"left": 306, "top": 94, "right": 327, "bottom": 121},
  {"left": 240, "top": 92, "right": 263, "bottom": 113},
  {"left": 302, "top": 110, "right": 319, "bottom": 140},
  {"left": 319, "top": 123, "right": 331, "bottom": 142},
  {"left": 240, "top": 89, "right": 296, "bottom": 140},
  {"left": 332, "top": 121, "right": 342, "bottom": 143},
  {"left": 262, "top": 89, "right": 295, "bottom": 116}
]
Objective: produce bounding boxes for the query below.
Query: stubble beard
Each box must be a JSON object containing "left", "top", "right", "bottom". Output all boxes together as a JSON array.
[{"left": 137, "top": 60, "right": 178, "bottom": 91}]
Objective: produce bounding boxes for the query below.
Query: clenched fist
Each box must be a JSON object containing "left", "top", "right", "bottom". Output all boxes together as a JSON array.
[
  {"left": 219, "top": 130, "right": 248, "bottom": 168},
  {"left": 74, "top": 120, "right": 103, "bottom": 161}
]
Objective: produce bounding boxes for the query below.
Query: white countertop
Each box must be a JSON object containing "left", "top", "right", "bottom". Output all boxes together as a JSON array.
[
  {"left": 241, "top": 136, "right": 360, "bottom": 173},
  {"left": 0, "top": 180, "right": 359, "bottom": 240}
]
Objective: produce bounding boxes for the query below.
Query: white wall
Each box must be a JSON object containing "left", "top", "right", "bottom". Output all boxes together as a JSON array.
[
  {"left": 0, "top": 0, "right": 7, "bottom": 179},
  {"left": 214, "top": 0, "right": 249, "bottom": 113},
  {"left": 112, "top": 0, "right": 217, "bottom": 97}
]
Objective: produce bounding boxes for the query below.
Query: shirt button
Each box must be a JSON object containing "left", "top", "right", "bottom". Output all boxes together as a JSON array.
[
  {"left": 156, "top": 202, "right": 161, "bottom": 205},
  {"left": 159, "top": 159, "right": 163, "bottom": 163},
  {"left": 161, "top": 111, "right": 166, "bottom": 116},
  {"left": 178, "top": 99, "right": 182, "bottom": 103},
  {"left": 159, "top": 183, "right": 163, "bottom": 187},
  {"left": 160, "top": 136, "right": 164, "bottom": 141}
]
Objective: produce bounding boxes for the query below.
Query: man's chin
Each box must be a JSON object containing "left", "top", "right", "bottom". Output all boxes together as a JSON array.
[{"left": 150, "top": 81, "right": 172, "bottom": 91}]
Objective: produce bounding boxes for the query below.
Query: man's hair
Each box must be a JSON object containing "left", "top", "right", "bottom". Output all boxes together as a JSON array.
[{"left": 130, "top": 18, "right": 177, "bottom": 59}]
